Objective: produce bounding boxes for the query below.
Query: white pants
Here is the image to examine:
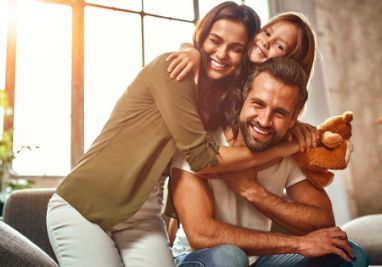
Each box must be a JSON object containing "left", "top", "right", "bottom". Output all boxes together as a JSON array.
[{"left": 46, "top": 179, "right": 175, "bottom": 267}]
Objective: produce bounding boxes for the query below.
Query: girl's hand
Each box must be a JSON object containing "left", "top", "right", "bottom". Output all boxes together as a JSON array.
[
  {"left": 287, "top": 121, "right": 320, "bottom": 152},
  {"left": 165, "top": 45, "right": 201, "bottom": 84}
]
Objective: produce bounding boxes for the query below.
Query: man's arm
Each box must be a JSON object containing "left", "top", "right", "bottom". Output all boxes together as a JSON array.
[
  {"left": 171, "top": 168, "right": 352, "bottom": 260},
  {"left": 223, "top": 171, "right": 335, "bottom": 235}
]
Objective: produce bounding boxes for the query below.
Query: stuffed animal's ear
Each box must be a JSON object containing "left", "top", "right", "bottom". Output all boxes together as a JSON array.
[{"left": 342, "top": 111, "right": 354, "bottom": 123}]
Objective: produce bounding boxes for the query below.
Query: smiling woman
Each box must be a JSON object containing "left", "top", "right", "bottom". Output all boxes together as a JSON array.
[
  {"left": 45, "top": 2, "right": 262, "bottom": 266},
  {"left": 201, "top": 19, "right": 248, "bottom": 80}
]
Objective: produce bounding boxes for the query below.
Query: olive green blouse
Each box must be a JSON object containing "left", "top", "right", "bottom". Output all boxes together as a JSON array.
[{"left": 57, "top": 53, "right": 220, "bottom": 231}]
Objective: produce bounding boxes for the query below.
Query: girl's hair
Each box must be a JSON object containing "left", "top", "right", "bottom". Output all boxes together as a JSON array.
[
  {"left": 193, "top": 1, "right": 261, "bottom": 131},
  {"left": 262, "top": 12, "right": 317, "bottom": 82}
]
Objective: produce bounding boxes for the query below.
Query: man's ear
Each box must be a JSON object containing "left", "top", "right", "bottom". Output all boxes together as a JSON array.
[{"left": 289, "top": 113, "right": 299, "bottom": 129}]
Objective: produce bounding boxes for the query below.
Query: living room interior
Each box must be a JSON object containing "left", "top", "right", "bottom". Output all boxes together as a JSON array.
[{"left": 0, "top": 0, "right": 381, "bottom": 266}]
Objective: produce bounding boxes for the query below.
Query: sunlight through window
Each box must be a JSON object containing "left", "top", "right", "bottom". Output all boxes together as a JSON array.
[
  {"left": 12, "top": 0, "right": 72, "bottom": 175},
  {"left": 0, "top": 0, "right": 8, "bottom": 89},
  {"left": 84, "top": 7, "right": 142, "bottom": 150}
]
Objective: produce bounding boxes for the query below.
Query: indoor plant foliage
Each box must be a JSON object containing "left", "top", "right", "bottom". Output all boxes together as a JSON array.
[
  {"left": 0, "top": 90, "right": 13, "bottom": 192},
  {"left": 0, "top": 90, "right": 33, "bottom": 192}
]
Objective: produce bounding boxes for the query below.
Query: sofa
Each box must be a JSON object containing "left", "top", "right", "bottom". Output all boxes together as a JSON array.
[
  {"left": 0, "top": 188, "right": 381, "bottom": 266},
  {"left": 0, "top": 188, "right": 57, "bottom": 267}
]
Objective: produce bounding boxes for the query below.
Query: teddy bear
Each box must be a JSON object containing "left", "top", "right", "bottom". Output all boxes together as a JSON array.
[{"left": 294, "top": 111, "right": 354, "bottom": 188}]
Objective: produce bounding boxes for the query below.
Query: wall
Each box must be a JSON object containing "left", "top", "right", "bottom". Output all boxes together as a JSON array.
[
  {"left": 314, "top": 0, "right": 382, "bottom": 217},
  {"left": 269, "top": 0, "right": 382, "bottom": 221}
]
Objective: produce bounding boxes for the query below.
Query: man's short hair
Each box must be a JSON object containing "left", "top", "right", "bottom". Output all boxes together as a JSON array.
[{"left": 243, "top": 57, "right": 308, "bottom": 116}]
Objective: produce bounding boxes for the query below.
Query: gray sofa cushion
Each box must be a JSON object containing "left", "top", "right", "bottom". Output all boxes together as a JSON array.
[
  {"left": 342, "top": 214, "right": 382, "bottom": 265},
  {"left": 2, "top": 188, "right": 57, "bottom": 262},
  {"left": 0, "top": 220, "right": 58, "bottom": 267}
]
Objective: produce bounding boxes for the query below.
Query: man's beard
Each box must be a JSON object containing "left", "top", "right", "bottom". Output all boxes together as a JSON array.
[{"left": 239, "top": 120, "right": 283, "bottom": 152}]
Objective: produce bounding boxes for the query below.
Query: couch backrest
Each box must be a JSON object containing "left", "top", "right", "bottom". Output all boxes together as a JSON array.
[{"left": 2, "top": 188, "right": 57, "bottom": 262}]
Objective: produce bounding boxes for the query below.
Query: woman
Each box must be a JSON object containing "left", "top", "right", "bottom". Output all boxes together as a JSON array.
[{"left": 46, "top": 2, "right": 283, "bottom": 267}]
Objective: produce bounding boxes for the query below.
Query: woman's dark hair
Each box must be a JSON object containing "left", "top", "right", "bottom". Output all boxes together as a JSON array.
[{"left": 193, "top": 1, "right": 260, "bottom": 131}]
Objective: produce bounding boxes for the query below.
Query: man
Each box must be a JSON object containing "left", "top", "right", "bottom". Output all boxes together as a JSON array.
[{"left": 170, "top": 57, "right": 368, "bottom": 267}]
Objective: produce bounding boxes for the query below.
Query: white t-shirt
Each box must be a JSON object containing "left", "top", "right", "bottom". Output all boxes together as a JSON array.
[{"left": 171, "top": 129, "right": 306, "bottom": 265}]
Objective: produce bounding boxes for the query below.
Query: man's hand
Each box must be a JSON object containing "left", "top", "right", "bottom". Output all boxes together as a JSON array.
[
  {"left": 222, "top": 168, "right": 259, "bottom": 196},
  {"left": 297, "top": 227, "right": 354, "bottom": 262}
]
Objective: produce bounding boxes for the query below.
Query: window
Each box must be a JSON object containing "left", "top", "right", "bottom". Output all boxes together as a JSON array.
[
  {"left": 4, "top": 0, "right": 269, "bottom": 178},
  {"left": 0, "top": 0, "right": 8, "bottom": 89},
  {"left": 12, "top": 1, "right": 72, "bottom": 175}
]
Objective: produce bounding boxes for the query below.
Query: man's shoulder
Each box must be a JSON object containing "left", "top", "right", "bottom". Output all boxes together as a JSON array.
[{"left": 280, "top": 156, "right": 301, "bottom": 171}]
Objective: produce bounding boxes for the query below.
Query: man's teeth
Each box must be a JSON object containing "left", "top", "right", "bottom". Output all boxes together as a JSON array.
[
  {"left": 253, "top": 126, "right": 269, "bottom": 135},
  {"left": 211, "top": 60, "right": 226, "bottom": 68}
]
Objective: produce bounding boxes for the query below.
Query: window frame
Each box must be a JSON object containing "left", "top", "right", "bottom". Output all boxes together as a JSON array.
[{"left": 4, "top": 0, "right": 199, "bottom": 181}]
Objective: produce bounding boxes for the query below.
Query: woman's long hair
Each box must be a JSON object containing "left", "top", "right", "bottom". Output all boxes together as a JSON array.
[{"left": 193, "top": 1, "right": 260, "bottom": 131}]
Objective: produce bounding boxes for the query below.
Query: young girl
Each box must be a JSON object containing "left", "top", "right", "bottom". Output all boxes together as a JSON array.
[{"left": 46, "top": 2, "right": 278, "bottom": 267}]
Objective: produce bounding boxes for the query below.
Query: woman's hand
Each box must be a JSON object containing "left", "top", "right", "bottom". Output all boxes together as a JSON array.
[
  {"left": 287, "top": 121, "right": 320, "bottom": 152},
  {"left": 165, "top": 44, "right": 201, "bottom": 84}
]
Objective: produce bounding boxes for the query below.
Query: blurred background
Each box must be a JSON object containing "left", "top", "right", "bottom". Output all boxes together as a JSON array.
[{"left": 0, "top": 0, "right": 381, "bottom": 225}]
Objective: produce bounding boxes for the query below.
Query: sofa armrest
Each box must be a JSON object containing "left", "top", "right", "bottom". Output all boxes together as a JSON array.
[
  {"left": 0, "top": 220, "right": 58, "bottom": 267},
  {"left": 342, "top": 214, "right": 382, "bottom": 265}
]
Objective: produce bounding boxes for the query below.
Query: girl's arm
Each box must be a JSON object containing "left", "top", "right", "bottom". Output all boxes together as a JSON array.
[
  {"left": 287, "top": 121, "right": 320, "bottom": 152},
  {"left": 199, "top": 121, "right": 318, "bottom": 175},
  {"left": 165, "top": 43, "right": 201, "bottom": 84},
  {"left": 199, "top": 141, "right": 299, "bottom": 174}
]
